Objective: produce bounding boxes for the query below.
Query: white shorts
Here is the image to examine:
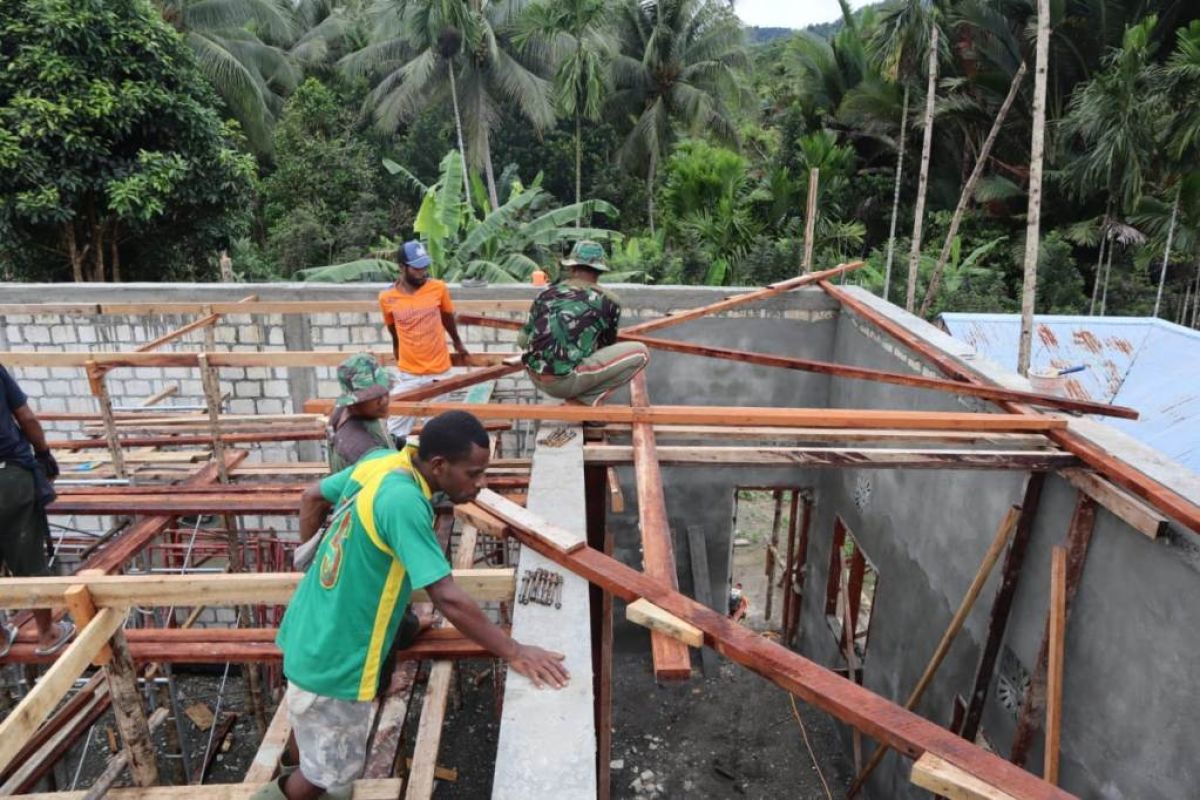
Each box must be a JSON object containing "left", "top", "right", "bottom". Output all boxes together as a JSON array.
[{"left": 386, "top": 368, "right": 456, "bottom": 437}]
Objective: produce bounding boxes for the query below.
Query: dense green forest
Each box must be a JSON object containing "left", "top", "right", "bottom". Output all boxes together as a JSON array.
[{"left": 2, "top": 0, "right": 1199, "bottom": 324}]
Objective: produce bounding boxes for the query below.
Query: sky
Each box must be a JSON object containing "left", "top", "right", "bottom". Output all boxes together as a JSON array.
[{"left": 735, "top": 0, "right": 875, "bottom": 30}]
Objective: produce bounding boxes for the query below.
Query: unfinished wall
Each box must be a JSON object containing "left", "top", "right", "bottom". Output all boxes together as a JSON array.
[{"left": 796, "top": 289, "right": 1200, "bottom": 800}]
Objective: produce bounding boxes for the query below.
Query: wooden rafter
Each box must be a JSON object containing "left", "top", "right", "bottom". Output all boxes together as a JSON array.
[
  {"left": 582, "top": 445, "right": 1075, "bottom": 470},
  {"left": 621, "top": 333, "right": 1138, "bottom": 420}
]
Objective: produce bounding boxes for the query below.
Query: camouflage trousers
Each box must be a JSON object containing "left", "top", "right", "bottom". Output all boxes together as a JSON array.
[
  {"left": 529, "top": 341, "right": 650, "bottom": 406},
  {"left": 285, "top": 683, "right": 374, "bottom": 795}
]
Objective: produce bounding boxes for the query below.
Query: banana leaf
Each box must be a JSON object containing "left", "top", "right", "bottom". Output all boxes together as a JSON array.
[{"left": 296, "top": 258, "right": 397, "bottom": 282}]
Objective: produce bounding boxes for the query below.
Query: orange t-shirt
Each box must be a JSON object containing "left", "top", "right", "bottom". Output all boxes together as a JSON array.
[{"left": 378, "top": 280, "right": 455, "bottom": 375}]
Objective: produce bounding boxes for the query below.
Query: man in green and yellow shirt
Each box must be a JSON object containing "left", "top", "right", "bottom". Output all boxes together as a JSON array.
[{"left": 267, "top": 411, "right": 568, "bottom": 800}]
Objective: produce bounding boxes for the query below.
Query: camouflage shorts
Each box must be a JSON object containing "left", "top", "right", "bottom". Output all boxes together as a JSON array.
[{"left": 285, "top": 683, "right": 374, "bottom": 795}]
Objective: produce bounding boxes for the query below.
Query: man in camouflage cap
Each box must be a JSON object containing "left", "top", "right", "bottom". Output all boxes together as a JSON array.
[
  {"left": 518, "top": 241, "right": 649, "bottom": 406},
  {"left": 326, "top": 353, "right": 395, "bottom": 473}
]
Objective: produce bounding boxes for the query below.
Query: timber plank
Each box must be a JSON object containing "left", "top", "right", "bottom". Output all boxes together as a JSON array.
[
  {"left": 360, "top": 402, "right": 1067, "bottom": 432},
  {"left": 17, "top": 779, "right": 405, "bottom": 799},
  {"left": 911, "top": 753, "right": 1020, "bottom": 800},
  {"left": 623, "top": 334, "right": 1137, "bottom": 420},
  {"left": 628, "top": 373, "right": 692, "bottom": 680},
  {"left": 625, "top": 599, "right": 703, "bottom": 648},
  {"left": 0, "top": 569, "right": 514, "bottom": 610},
  {"left": 1059, "top": 468, "right": 1168, "bottom": 539},
  {"left": 582, "top": 446, "right": 1074, "bottom": 470}
]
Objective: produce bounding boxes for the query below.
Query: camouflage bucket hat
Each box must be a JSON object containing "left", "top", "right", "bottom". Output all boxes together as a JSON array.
[
  {"left": 336, "top": 353, "right": 392, "bottom": 407},
  {"left": 560, "top": 240, "right": 609, "bottom": 272}
]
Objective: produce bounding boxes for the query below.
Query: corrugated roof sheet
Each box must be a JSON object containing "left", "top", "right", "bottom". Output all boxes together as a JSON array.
[{"left": 938, "top": 314, "right": 1200, "bottom": 474}]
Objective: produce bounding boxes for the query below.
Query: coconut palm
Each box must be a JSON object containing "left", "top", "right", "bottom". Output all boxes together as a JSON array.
[
  {"left": 156, "top": 0, "right": 300, "bottom": 154},
  {"left": 608, "top": 0, "right": 751, "bottom": 234},
  {"left": 340, "top": 0, "right": 554, "bottom": 210},
  {"left": 513, "top": 0, "right": 616, "bottom": 211},
  {"left": 869, "top": 0, "right": 942, "bottom": 308}
]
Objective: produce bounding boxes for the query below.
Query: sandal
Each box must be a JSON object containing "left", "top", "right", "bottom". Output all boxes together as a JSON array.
[
  {"left": 0, "top": 622, "right": 18, "bottom": 658},
  {"left": 34, "top": 620, "right": 76, "bottom": 657}
]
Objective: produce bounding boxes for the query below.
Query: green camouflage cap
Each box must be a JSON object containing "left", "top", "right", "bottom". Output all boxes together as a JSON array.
[
  {"left": 335, "top": 353, "right": 392, "bottom": 407},
  {"left": 560, "top": 240, "right": 609, "bottom": 272}
]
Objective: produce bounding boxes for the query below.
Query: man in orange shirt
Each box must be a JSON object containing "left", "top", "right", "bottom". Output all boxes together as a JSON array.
[{"left": 378, "top": 241, "right": 468, "bottom": 444}]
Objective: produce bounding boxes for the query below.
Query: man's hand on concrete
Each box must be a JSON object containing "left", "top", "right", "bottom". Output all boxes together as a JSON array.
[{"left": 508, "top": 643, "right": 569, "bottom": 689}]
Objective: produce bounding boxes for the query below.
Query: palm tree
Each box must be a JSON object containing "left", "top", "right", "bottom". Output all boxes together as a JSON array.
[
  {"left": 342, "top": 0, "right": 555, "bottom": 209},
  {"left": 1017, "top": 0, "right": 1049, "bottom": 375},
  {"left": 156, "top": 0, "right": 300, "bottom": 154},
  {"left": 609, "top": 0, "right": 750, "bottom": 234},
  {"left": 1060, "top": 15, "right": 1162, "bottom": 315},
  {"left": 513, "top": 0, "right": 616, "bottom": 212},
  {"left": 869, "top": 0, "right": 942, "bottom": 310}
]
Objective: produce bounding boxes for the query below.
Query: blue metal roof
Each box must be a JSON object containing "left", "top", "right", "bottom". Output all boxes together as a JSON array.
[{"left": 938, "top": 314, "right": 1200, "bottom": 474}]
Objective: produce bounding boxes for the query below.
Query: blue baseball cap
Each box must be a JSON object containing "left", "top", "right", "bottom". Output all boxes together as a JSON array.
[{"left": 399, "top": 240, "right": 432, "bottom": 269}]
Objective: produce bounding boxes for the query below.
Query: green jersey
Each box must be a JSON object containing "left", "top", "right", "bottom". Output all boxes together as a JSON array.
[
  {"left": 277, "top": 448, "right": 450, "bottom": 701},
  {"left": 519, "top": 279, "right": 621, "bottom": 376}
]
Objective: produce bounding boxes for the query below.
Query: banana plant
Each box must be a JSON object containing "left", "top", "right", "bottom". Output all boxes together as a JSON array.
[{"left": 300, "top": 150, "right": 621, "bottom": 283}]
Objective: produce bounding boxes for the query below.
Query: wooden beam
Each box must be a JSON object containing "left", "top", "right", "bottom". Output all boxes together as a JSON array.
[
  {"left": 473, "top": 492, "right": 1076, "bottom": 800},
  {"left": 4, "top": 625, "right": 496, "bottom": 665},
  {"left": 625, "top": 598, "right": 703, "bottom": 648},
  {"left": 598, "top": 424, "right": 1053, "bottom": 446},
  {"left": 363, "top": 662, "right": 417, "bottom": 779},
  {"left": 16, "top": 778, "right": 406, "bottom": 800},
  {"left": 912, "top": 753, "right": 1021, "bottom": 800},
  {"left": 628, "top": 372, "right": 692, "bottom": 680},
  {"left": 0, "top": 299, "right": 529, "bottom": 316},
  {"left": 1008, "top": 496, "right": 1097, "bottom": 768},
  {"left": 623, "top": 334, "right": 1138, "bottom": 420},
  {"left": 1059, "top": 468, "right": 1168, "bottom": 539},
  {"left": 471, "top": 489, "right": 581, "bottom": 554},
  {"left": 85, "top": 361, "right": 126, "bottom": 478},
  {"left": 583, "top": 445, "right": 1074, "bottom": 470},
  {"left": 684, "top": 524, "right": 719, "bottom": 675},
  {"left": 1044, "top": 546, "right": 1067, "bottom": 784},
  {"left": 0, "top": 568, "right": 515, "bottom": 610},
  {"left": 63, "top": 582, "right": 113, "bottom": 665},
  {"left": 820, "top": 279, "right": 1200, "bottom": 534},
  {"left": 0, "top": 350, "right": 517, "bottom": 369},
  {"left": 620, "top": 261, "right": 863, "bottom": 336},
  {"left": 364, "top": 402, "right": 1068, "bottom": 432},
  {"left": 242, "top": 701, "right": 291, "bottom": 784},
  {"left": 961, "top": 474, "right": 1045, "bottom": 742},
  {"left": 0, "top": 607, "right": 126, "bottom": 775},
  {"left": 47, "top": 430, "right": 325, "bottom": 451},
  {"left": 0, "top": 677, "right": 109, "bottom": 794},
  {"left": 848, "top": 507, "right": 1022, "bottom": 797}
]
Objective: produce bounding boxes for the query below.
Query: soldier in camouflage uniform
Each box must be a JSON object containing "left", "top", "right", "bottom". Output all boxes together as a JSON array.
[
  {"left": 326, "top": 353, "right": 394, "bottom": 473},
  {"left": 518, "top": 241, "right": 649, "bottom": 405}
]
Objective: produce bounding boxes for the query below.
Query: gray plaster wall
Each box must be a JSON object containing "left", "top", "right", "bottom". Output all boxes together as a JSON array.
[{"left": 797, "top": 303, "right": 1200, "bottom": 800}]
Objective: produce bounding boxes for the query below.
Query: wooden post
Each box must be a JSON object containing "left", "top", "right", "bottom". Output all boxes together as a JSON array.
[
  {"left": 802, "top": 168, "right": 819, "bottom": 272},
  {"left": 847, "top": 506, "right": 1021, "bottom": 797},
  {"left": 85, "top": 361, "right": 126, "bottom": 479},
  {"left": 839, "top": 581, "right": 863, "bottom": 774},
  {"left": 105, "top": 630, "right": 159, "bottom": 786},
  {"left": 685, "top": 524, "right": 719, "bottom": 676},
  {"left": 961, "top": 474, "right": 1045, "bottom": 742},
  {"left": 786, "top": 494, "right": 813, "bottom": 648},
  {"left": 1009, "top": 495, "right": 1096, "bottom": 767},
  {"left": 63, "top": 580, "right": 112, "bottom": 666},
  {"left": 196, "top": 353, "right": 228, "bottom": 483},
  {"left": 780, "top": 491, "right": 800, "bottom": 641},
  {"left": 1044, "top": 546, "right": 1067, "bottom": 784},
  {"left": 764, "top": 489, "right": 783, "bottom": 624}
]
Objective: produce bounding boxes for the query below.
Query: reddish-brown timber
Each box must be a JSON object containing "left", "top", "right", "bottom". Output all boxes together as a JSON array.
[
  {"left": 365, "top": 402, "right": 1067, "bottom": 432},
  {"left": 3, "top": 627, "right": 491, "bottom": 664},
  {"left": 821, "top": 279, "right": 1200, "bottom": 533},
  {"left": 485, "top": 509, "right": 1077, "bottom": 800},
  {"left": 622, "top": 334, "right": 1138, "bottom": 420},
  {"left": 620, "top": 261, "right": 864, "bottom": 335},
  {"left": 629, "top": 372, "right": 693, "bottom": 681},
  {"left": 47, "top": 430, "right": 325, "bottom": 450}
]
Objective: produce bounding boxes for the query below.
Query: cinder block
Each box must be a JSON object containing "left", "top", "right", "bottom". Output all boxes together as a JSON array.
[
  {"left": 50, "top": 326, "right": 78, "bottom": 344},
  {"left": 321, "top": 328, "right": 350, "bottom": 344},
  {"left": 44, "top": 380, "right": 70, "bottom": 395},
  {"left": 228, "top": 398, "right": 256, "bottom": 414},
  {"left": 78, "top": 327, "right": 98, "bottom": 343},
  {"left": 125, "top": 380, "right": 152, "bottom": 396},
  {"left": 256, "top": 398, "right": 285, "bottom": 415},
  {"left": 245, "top": 367, "right": 270, "bottom": 380},
  {"left": 234, "top": 380, "right": 260, "bottom": 398},
  {"left": 24, "top": 327, "right": 51, "bottom": 344},
  {"left": 263, "top": 379, "right": 289, "bottom": 397}
]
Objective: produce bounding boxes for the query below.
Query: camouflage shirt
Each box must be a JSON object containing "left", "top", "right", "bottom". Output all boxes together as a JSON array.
[{"left": 519, "top": 280, "right": 621, "bottom": 376}]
